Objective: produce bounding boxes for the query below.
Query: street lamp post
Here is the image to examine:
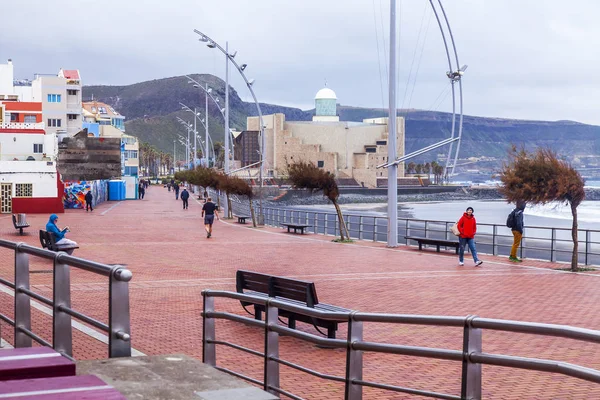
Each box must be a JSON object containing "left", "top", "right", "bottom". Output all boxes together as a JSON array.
[
  {"left": 173, "top": 139, "right": 176, "bottom": 174},
  {"left": 387, "top": 0, "right": 398, "bottom": 248},
  {"left": 194, "top": 29, "right": 266, "bottom": 225}
]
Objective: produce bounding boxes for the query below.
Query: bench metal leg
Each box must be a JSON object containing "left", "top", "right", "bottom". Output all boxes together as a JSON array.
[
  {"left": 455, "top": 246, "right": 459, "bottom": 254},
  {"left": 418, "top": 242, "right": 422, "bottom": 251},
  {"left": 287, "top": 226, "right": 291, "bottom": 233},
  {"left": 254, "top": 306, "right": 263, "bottom": 321},
  {"left": 328, "top": 327, "right": 336, "bottom": 339},
  {"left": 436, "top": 245, "right": 441, "bottom": 252},
  {"left": 288, "top": 318, "right": 296, "bottom": 330},
  {"left": 19, "top": 228, "right": 23, "bottom": 235}
]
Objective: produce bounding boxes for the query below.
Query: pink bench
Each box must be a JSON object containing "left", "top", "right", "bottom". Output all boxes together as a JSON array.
[
  {"left": 0, "top": 375, "right": 125, "bottom": 399},
  {"left": 0, "top": 347, "right": 75, "bottom": 381}
]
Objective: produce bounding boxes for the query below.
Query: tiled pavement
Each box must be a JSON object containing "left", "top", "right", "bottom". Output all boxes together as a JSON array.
[{"left": 1, "top": 186, "right": 600, "bottom": 399}]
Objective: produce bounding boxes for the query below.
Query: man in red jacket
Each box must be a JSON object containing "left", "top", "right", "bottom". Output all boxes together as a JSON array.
[{"left": 457, "top": 206, "right": 483, "bottom": 267}]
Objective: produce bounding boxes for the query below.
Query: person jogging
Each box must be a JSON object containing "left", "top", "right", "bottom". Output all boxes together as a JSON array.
[{"left": 201, "top": 197, "right": 219, "bottom": 238}]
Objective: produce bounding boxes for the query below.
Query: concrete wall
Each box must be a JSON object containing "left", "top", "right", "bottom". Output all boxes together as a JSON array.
[
  {"left": 57, "top": 132, "right": 121, "bottom": 180},
  {"left": 0, "top": 61, "right": 13, "bottom": 95}
]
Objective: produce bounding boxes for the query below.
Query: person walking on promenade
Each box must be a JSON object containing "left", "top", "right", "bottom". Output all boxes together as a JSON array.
[
  {"left": 174, "top": 183, "right": 180, "bottom": 200},
  {"left": 457, "top": 206, "right": 483, "bottom": 267},
  {"left": 46, "top": 214, "right": 78, "bottom": 247},
  {"left": 181, "top": 187, "right": 190, "bottom": 210},
  {"left": 508, "top": 201, "right": 526, "bottom": 262},
  {"left": 85, "top": 191, "right": 93, "bottom": 212},
  {"left": 201, "top": 197, "right": 219, "bottom": 238},
  {"left": 139, "top": 182, "right": 145, "bottom": 200}
]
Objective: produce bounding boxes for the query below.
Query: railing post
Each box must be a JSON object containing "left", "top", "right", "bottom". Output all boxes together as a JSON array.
[
  {"left": 108, "top": 267, "right": 132, "bottom": 357},
  {"left": 202, "top": 291, "right": 216, "bottom": 366},
  {"left": 14, "top": 243, "right": 31, "bottom": 348},
  {"left": 461, "top": 315, "right": 482, "bottom": 400},
  {"left": 314, "top": 213, "right": 318, "bottom": 234},
  {"left": 264, "top": 300, "right": 280, "bottom": 395},
  {"left": 492, "top": 225, "right": 498, "bottom": 256},
  {"left": 424, "top": 221, "right": 429, "bottom": 238},
  {"left": 405, "top": 219, "right": 410, "bottom": 244},
  {"left": 520, "top": 234, "right": 526, "bottom": 260},
  {"left": 345, "top": 312, "right": 363, "bottom": 400},
  {"left": 53, "top": 253, "right": 72, "bottom": 357},
  {"left": 359, "top": 216, "right": 363, "bottom": 240},
  {"left": 550, "top": 228, "right": 557, "bottom": 263},
  {"left": 585, "top": 230, "right": 591, "bottom": 266}
]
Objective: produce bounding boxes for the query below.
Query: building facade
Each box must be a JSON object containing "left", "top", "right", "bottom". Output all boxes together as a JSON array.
[{"left": 244, "top": 87, "right": 405, "bottom": 188}]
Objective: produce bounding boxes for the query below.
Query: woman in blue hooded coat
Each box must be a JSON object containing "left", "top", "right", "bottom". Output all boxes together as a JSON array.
[{"left": 46, "top": 214, "right": 78, "bottom": 247}]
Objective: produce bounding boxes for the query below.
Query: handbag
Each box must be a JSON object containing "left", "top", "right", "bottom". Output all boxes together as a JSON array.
[{"left": 450, "top": 222, "right": 460, "bottom": 236}]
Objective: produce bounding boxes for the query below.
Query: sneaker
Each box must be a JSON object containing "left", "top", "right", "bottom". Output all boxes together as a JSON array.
[
  {"left": 458, "top": 262, "right": 464, "bottom": 266},
  {"left": 208, "top": 232, "right": 211, "bottom": 238},
  {"left": 475, "top": 260, "right": 483, "bottom": 267},
  {"left": 509, "top": 256, "right": 522, "bottom": 263},
  {"left": 206, "top": 232, "right": 210, "bottom": 238}
]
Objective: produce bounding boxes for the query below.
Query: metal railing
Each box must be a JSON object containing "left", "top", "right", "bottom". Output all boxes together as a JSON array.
[
  {"left": 252, "top": 206, "right": 600, "bottom": 266},
  {"left": 202, "top": 290, "right": 600, "bottom": 400},
  {"left": 0, "top": 239, "right": 132, "bottom": 359}
]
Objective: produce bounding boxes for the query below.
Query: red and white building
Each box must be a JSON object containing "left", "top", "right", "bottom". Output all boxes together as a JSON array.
[{"left": 0, "top": 59, "right": 66, "bottom": 214}]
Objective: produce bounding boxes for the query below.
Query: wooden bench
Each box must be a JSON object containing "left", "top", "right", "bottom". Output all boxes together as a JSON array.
[
  {"left": 235, "top": 215, "right": 250, "bottom": 224},
  {"left": 12, "top": 214, "right": 30, "bottom": 236},
  {"left": 281, "top": 223, "right": 310, "bottom": 234},
  {"left": 236, "top": 270, "right": 350, "bottom": 338},
  {"left": 405, "top": 236, "right": 459, "bottom": 254},
  {"left": 39, "top": 230, "right": 79, "bottom": 255},
  {"left": 0, "top": 347, "right": 75, "bottom": 381}
]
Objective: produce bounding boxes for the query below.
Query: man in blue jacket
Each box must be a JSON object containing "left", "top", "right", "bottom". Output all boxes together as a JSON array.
[{"left": 46, "top": 214, "right": 78, "bottom": 247}]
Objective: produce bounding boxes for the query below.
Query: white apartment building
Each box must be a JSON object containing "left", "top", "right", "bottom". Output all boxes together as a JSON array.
[{"left": 32, "top": 69, "right": 82, "bottom": 138}]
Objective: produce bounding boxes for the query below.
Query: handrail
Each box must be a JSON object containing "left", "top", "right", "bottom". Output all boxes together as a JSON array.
[
  {"left": 202, "top": 290, "right": 600, "bottom": 399},
  {"left": 0, "top": 239, "right": 132, "bottom": 358}
]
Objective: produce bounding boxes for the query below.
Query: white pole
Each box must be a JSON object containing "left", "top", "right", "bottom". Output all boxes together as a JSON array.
[
  {"left": 224, "top": 42, "right": 230, "bottom": 174},
  {"left": 173, "top": 139, "right": 176, "bottom": 174},
  {"left": 186, "top": 126, "right": 190, "bottom": 168},
  {"left": 205, "top": 83, "right": 209, "bottom": 167},
  {"left": 193, "top": 108, "right": 197, "bottom": 168},
  {"left": 387, "top": 0, "right": 398, "bottom": 247}
]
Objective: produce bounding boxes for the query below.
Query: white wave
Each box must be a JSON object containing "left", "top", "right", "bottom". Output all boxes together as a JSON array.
[{"left": 526, "top": 202, "right": 600, "bottom": 223}]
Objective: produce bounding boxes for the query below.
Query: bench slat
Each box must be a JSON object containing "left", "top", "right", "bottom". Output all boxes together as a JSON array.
[{"left": 0, "top": 348, "right": 75, "bottom": 382}]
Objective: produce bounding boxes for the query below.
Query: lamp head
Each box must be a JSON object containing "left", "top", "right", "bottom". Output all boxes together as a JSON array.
[
  {"left": 240, "top": 64, "right": 247, "bottom": 71},
  {"left": 207, "top": 88, "right": 212, "bottom": 93},
  {"left": 193, "top": 84, "right": 199, "bottom": 88},
  {"left": 247, "top": 79, "right": 255, "bottom": 86},
  {"left": 207, "top": 42, "right": 216, "bottom": 49},
  {"left": 230, "top": 51, "right": 237, "bottom": 58}
]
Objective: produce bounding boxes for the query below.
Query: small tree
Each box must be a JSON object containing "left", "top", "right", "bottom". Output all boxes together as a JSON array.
[
  {"left": 287, "top": 161, "right": 350, "bottom": 241},
  {"left": 227, "top": 176, "right": 257, "bottom": 227},
  {"left": 499, "top": 146, "right": 585, "bottom": 271}
]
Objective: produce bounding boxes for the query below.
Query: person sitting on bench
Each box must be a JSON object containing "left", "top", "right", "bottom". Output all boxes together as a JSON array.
[{"left": 45, "top": 214, "right": 78, "bottom": 247}]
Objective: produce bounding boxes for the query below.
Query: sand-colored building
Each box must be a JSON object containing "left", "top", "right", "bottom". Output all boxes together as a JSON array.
[{"left": 242, "top": 87, "right": 405, "bottom": 188}]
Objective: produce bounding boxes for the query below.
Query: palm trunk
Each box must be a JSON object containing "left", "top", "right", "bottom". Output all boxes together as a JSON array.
[
  {"left": 333, "top": 201, "right": 349, "bottom": 241},
  {"left": 249, "top": 197, "right": 257, "bottom": 228},
  {"left": 571, "top": 202, "right": 579, "bottom": 272}
]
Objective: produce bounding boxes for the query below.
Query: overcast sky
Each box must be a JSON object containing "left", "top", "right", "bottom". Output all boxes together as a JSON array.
[{"left": 1, "top": 0, "right": 599, "bottom": 125}]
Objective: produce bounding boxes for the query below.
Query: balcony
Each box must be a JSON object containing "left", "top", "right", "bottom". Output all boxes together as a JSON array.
[{"left": 0, "top": 122, "right": 45, "bottom": 130}]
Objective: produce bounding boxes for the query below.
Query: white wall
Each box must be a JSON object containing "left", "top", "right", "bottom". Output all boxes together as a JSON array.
[
  {"left": 0, "top": 132, "right": 54, "bottom": 161},
  {"left": 0, "top": 61, "right": 14, "bottom": 95},
  {"left": 0, "top": 161, "right": 58, "bottom": 197}
]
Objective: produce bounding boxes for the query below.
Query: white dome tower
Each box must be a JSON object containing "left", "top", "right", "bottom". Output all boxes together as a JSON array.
[{"left": 313, "top": 85, "right": 339, "bottom": 122}]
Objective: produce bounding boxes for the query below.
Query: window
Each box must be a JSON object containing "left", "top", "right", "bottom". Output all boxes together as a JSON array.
[
  {"left": 15, "top": 184, "right": 32, "bottom": 197},
  {"left": 67, "top": 89, "right": 77, "bottom": 95},
  {"left": 124, "top": 150, "right": 138, "bottom": 159},
  {"left": 98, "top": 107, "right": 107, "bottom": 114},
  {"left": 91, "top": 106, "right": 97, "bottom": 113},
  {"left": 317, "top": 161, "right": 324, "bottom": 168},
  {"left": 67, "top": 114, "right": 77, "bottom": 121},
  {"left": 24, "top": 115, "right": 37, "bottom": 123},
  {"left": 33, "top": 144, "right": 44, "bottom": 153},
  {"left": 10, "top": 113, "right": 17, "bottom": 122},
  {"left": 47, "top": 94, "right": 62, "bottom": 103},
  {"left": 47, "top": 118, "right": 62, "bottom": 127}
]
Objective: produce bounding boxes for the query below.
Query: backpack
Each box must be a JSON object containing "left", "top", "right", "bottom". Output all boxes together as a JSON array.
[{"left": 506, "top": 210, "right": 516, "bottom": 229}]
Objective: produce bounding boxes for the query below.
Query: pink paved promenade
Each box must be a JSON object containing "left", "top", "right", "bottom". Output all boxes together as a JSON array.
[{"left": 1, "top": 185, "right": 599, "bottom": 399}]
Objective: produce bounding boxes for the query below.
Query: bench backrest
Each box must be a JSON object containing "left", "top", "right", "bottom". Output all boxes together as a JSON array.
[
  {"left": 236, "top": 270, "right": 319, "bottom": 307},
  {"left": 39, "top": 230, "right": 58, "bottom": 251}
]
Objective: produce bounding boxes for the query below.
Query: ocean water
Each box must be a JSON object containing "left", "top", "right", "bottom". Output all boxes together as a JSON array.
[{"left": 295, "top": 199, "right": 600, "bottom": 230}]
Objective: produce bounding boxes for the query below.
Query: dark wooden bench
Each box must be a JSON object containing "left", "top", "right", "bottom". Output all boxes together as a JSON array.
[
  {"left": 235, "top": 215, "right": 250, "bottom": 224},
  {"left": 405, "top": 236, "right": 459, "bottom": 254},
  {"left": 12, "top": 214, "right": 30, "bottom": 235},
  {"left": 236, "top": 270, "right": 350, "bottom": 338},
  {"left": 281, "top": 223, "right": 310, "bottom": 234},
  {"left": 39, "top": 230, "right": 79, "bottom": 255}
]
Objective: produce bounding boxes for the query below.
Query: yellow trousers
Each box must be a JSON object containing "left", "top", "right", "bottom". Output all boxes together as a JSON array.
[{"left": 510, "top": 230, "right": 522, "bottom": 258}]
